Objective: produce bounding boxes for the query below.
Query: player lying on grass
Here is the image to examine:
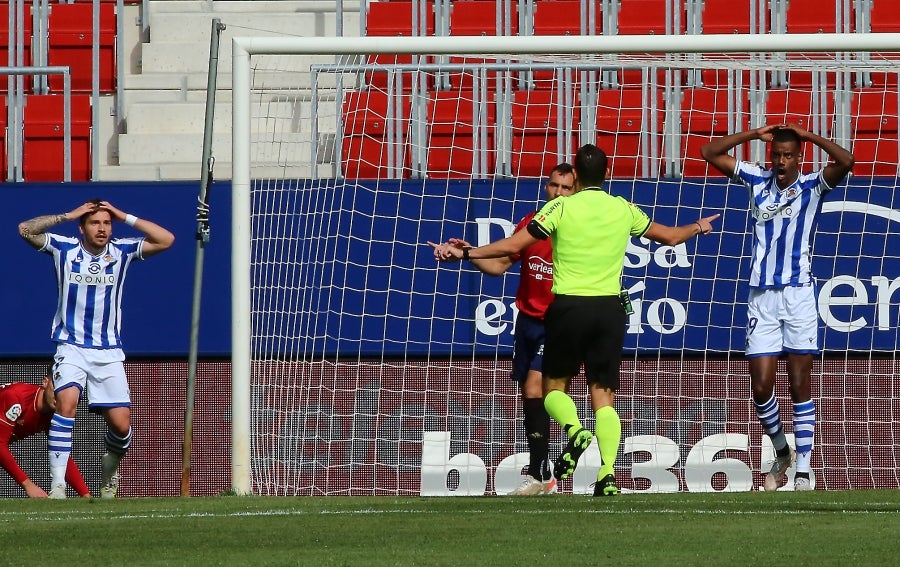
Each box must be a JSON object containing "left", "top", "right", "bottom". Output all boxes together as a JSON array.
[{"left": 0, "top": 366, "right": 90, "bottom": 498}]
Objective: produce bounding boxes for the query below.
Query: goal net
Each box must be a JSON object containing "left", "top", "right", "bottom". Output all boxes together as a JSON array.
[{"left": 230, "top": 34, "right": 900, "bottom": 495}]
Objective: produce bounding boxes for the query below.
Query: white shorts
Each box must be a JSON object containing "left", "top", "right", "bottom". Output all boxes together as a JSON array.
[
  {"left": 53, "top": 343, "right": 131, "bottom": 412},
  {"left": 745, "top": 286, "right": 819, "bottom": 357}
]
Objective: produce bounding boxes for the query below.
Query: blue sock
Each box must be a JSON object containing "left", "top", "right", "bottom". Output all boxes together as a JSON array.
[
  {"left": 754, "top": 394, "right": 788, "bottom": 454},
  {"left": 48, "top": 414, "right": 75, "bottom": 485}
]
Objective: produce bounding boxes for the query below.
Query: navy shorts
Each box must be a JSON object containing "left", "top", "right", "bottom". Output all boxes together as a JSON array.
[
  {"left": 542, "top": 295, "right": 626, "bottom": 389},
  {"left": 510, "top": 312, "right": 545, "bottom": 384}
]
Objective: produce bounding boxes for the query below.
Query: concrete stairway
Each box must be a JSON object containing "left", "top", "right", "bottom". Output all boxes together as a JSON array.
[{"left": 99, "top": 0, "right": 361, "bottom": 181}]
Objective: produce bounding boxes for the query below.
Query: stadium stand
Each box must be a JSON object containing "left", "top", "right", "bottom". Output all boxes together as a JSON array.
[{"left": 1, "top": 0, "right": 896, "bottom": 181}]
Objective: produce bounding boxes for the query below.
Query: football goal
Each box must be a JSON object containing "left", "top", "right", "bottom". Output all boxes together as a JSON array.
[{"left": 229, "top": 33, "right": 900, "bottom": 495}]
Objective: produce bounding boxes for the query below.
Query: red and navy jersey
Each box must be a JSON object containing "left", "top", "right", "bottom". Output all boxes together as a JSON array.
[
  {"left": 0, "top": 383, "right": 47, "bottom": 484},
  {"left": 0, "top": 383, "right": 46, "bottom": 442},
  {"left": 509, "top": 211, "right": 554, "bottom": 320}
]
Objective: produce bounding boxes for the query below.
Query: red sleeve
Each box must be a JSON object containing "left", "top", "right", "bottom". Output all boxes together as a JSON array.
[
  {"left": 65, "top": 456, "right": 90, "bottom": 497},
  {"left": 0, "top": 427, "right": 29, "bottom": 485},
  {"left": 508, "top": 212, "right": 536, "bottom": 263}
]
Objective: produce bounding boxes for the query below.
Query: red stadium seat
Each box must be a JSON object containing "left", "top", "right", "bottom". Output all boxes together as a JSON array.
[
  {"left": 615, "top": 0, "right": 683, "bottom": 35},
  {"left": 680, "top": 88, "right": 749, "bottom": 176},
  {"left": 869, "top": 0, "right": 900, "bottom": 31},
  {"left": 764, "top": 89, "right": 834, "bottom": 131},
  {"left": 861, "top": 1, "right": 900, "bottom": 87},
  {"left": 427, "top": 89, "right": 496, "bottom": 178},
  {"left": 510, "top": 89, "right": 579, "bottom": 177},
  {"left": 784, "top": 0, "right": 842, "bottom": 34},
  {"left": 22, "top": 94, "right": 92, "bottom": 181},
  {"left": 530, "top": 1, "right": 601, "bottom": 86},
  {"left": 596, "top": 87, "right": 663, "bottom": 179},
  {"left": 699, "top": 0, "right": 758, "bottom": 34},
  {"left": 532, "top": 0, "right": 601, "bottom": 35},
  {"left": 341, "top": 90, "right": 411, "bottom": 179},
  {"left": 450, "top": 1, "right": 518, "bottom": 36},
  {"left": 696, "top": 0, "right": 761, "bottom": 87},
  {"left": 447, "top": 1, "right": 519, "bottom": 89},
  {"left": 850, "top": 89, "right": 899, "bottom": 177},
  {"left": 364, "top": 2, "right": 435, "bottom": 90},
  {"left": 614, "top": 0, "right": 686, "bottom": 85},
  {"left": 47, "top": 3, "right": 116, "bottom": 93}
]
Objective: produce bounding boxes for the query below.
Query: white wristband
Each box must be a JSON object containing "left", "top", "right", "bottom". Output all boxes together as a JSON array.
[{"left": 124, "top": 214, "right": 138, "bottom": 227}]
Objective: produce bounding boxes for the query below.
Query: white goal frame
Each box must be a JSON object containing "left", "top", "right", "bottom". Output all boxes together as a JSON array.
[{"left": 230, "top": 32, "right": 900, "bottom": 495}]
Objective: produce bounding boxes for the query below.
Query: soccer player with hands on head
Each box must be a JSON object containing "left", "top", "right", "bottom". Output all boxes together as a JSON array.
[
  {"left": 19, "top": 199, "right": 175, "bottom": 499},
  {"left": 431, "top": 144, "right": 719, "bottom": 496},
  {"left": 701, "top": 122, "right": 854, "bottom": 491},
  {"left": 0, "top": 366, "right": 90, "bottom": 498},
  {"left": 433, "top": 163, "right": 576, "bottom": 496}
]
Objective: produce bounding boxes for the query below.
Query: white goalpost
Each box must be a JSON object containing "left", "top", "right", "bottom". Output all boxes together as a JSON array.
[{"left": 231, "top": 33, "right": 900, "bottom": 495}]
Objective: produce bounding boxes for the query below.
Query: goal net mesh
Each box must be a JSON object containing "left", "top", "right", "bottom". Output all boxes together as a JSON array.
[{"left": 241, "top": 48, "right": 900, "bottom": 495}]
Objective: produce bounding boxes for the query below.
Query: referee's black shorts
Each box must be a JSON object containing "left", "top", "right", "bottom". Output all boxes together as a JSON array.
[{"left": 542, "top": 294, "right": 627, "bottom": 389}]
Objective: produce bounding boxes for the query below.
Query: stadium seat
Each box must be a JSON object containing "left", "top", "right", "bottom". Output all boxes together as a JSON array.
[
  {"left": 861, "top": 0, "right": 900, "bottom": 87},
  {"left": 595, "top": 87, "right": 663, "bottom": 179},
  {"left": 614, "top": 0, "right": 686, "bottom": 85},
  {"left": 427, "top": 89, "right": 496, "bottom": 178},
  {"left": 695, "top": 0, "right": 760, "bottom": 87},
  {"left": 764, "top": 89, "right": 834, "bottom": 131},
  {"left": 680, "top": 88, "right": 749, "bottom": 177},
  {"left": 510, "top": 89, "right": 579, "bottom": 177},
  {"left": 850, "top": 88, "right": 899, "bottom": 177},
  {"left": 447, "top": 1, "right": 519, "bottom": 89},
  {"left": 364, "top": 2, "right": 435, "bottom": 90},
  {"left": 532, "top": 0, "right": 601, "bottom": 35},
  {"left": 341, "top": 90, "right": 411, "bottom": 179},
  {"left": 615, "top": 0, "right": 683, "bottom": 35},
  {"left": 47, "top": 3, "right": 117, "bottom": 93},
  {"left": 699, "top": 0, "right": 758, "bottom": 34},
  {"left": 450, "top": 0, "right": 518, "bottom": 36},
  {"left": 22, "top": 94, "right": 92, "bottom": 181},
  {"left": 530, "top": 1, "right": 601, "bottom": 86},
  {"left": 784, "top": 0, "right": 842, "bottom": 34}
]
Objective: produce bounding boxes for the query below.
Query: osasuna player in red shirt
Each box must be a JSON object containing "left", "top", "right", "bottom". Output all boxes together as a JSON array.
[
  {"left": 440, "top": 163, "right": 576, "bottom": 495},
  {"left": 0, "top": 367, "right": 90, "bottom": 498}
]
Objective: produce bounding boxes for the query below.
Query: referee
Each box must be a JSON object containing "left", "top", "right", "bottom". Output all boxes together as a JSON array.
[{"left": 430, "top": 144, "right": 719, "bottom": 496}]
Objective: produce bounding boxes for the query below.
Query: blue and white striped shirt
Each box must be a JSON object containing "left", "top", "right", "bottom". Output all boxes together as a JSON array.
[
  {"left": 734, "top": 161, "right": 833, "bottom": 289},
  {"left": 41, "top": 234, "right": 144, "bottom": 349}
]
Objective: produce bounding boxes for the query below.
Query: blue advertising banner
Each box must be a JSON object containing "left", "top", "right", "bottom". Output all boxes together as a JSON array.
[{"left": 1, "top": 177, "right": 896, "bottom": 357}]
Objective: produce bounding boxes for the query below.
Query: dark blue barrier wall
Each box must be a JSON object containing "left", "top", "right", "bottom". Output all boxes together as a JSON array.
[
  {"left": 1, "top": 181, "right": 232, "bottom": 356},
  {"left": 2, "top": 177, "right": 897, "bottom": 357}
]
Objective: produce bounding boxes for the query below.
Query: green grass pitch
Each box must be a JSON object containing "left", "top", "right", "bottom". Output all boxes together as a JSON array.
[{"left": 1, "top": 491, "right": 899, "bottom": 565}]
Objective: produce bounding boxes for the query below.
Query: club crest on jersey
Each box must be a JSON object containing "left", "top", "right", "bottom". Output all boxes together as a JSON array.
[{"left": 5, "top": 403, "right": 22, "bottom": 422}]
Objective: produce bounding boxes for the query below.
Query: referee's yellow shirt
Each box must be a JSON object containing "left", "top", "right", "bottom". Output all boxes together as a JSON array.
[{"left": 529, "top": 188, "right": 652, "bottom": 296}]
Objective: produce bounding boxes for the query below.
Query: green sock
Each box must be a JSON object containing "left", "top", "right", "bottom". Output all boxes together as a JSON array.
[
  {"left": 595, "top": 405, "right": 621, "bottom": 478},
  {"left": 543, "top": 390, "right": 582, "bottom": 436}
]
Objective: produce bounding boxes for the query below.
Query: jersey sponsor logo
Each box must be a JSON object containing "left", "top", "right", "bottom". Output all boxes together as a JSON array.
[
  {"left": 67, "top": 272, "right": 116, "bottom": 286},
  {"left": 5, "top": 403, "right": 22, "bottom": 422},
  {"left": 526, "top": 256, "right": 553, "bottom": 279}
]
